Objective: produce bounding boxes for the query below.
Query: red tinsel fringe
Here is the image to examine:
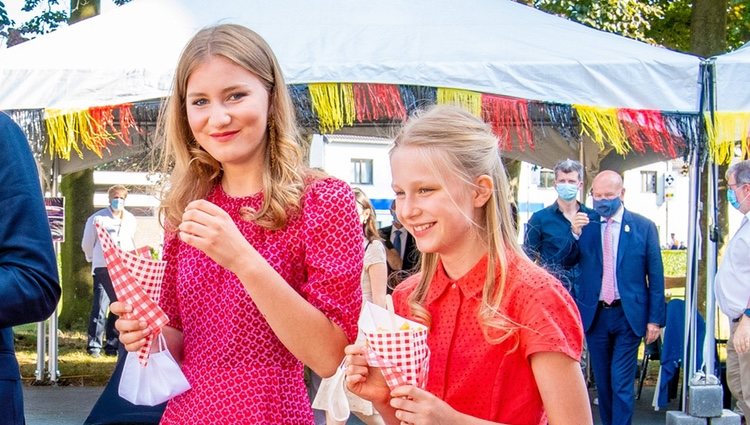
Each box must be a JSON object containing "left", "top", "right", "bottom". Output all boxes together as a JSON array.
[
  {"left": 353, "top": 84, "right": 407, "bottom": 123},
  {"left": 617, "top": 109, "right": 678, "bottom": 158},
  {"left": 481, "top": 94, "right": 534, "bottom": 152}
]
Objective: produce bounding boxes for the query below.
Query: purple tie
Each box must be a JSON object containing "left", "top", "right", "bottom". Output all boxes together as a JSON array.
[{"left": 601, "top": 219, "right": 616, "bottom": 304}]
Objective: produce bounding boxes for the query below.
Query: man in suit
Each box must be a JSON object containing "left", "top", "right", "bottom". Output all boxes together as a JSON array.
[
  {"left": 378, "top": 200, "right": 420, "bottom": 292},
  {"left": 574, "top": 170, "right": 664, "bottom": 425},
  {"left": 0, "top": 112, "right": 61, "bottom": 424}
]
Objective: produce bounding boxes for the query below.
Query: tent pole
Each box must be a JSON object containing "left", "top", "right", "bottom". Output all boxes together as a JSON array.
[
  {"left": 47, "top": 156, "right": 60, "bottom": 383},
  {"left": 703, "top": 59, "right": 718, "bottom": 386}
]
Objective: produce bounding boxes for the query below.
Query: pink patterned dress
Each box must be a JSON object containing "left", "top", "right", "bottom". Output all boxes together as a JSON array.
[{"left": 158, "top": 177, "right": 363, "bottom": 424}]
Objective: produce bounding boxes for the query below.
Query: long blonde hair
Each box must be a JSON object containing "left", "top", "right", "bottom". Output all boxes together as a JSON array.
[
  {"left": 393, "top": 105, "right": 527, "bottom": 344},
  {"left": 157, "top": 24, "right": 307, "bottom": 230}
]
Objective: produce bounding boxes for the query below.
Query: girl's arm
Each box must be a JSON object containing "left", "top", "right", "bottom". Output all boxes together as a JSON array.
[
  {"left": 179, "top": 198, "right": 357, "bottom": 378},
  {"left": 530, "top": 351, "right": 593, "bottom": 425},
  {"left": 368, "top": 261, "right": 388, "bottom": 308}
]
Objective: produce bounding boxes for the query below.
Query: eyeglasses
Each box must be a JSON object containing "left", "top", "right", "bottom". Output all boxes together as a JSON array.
[{"left": 728, "top": 182, "right": 748, "bottom": 190}]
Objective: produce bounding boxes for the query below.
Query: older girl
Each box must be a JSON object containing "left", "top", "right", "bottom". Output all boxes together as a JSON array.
[{"left": 112, "top": 24, "right": 362, "bottom": 424}]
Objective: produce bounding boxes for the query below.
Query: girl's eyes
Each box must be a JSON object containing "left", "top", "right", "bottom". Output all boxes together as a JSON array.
[
  {"left": 228, "top": 92, "right": 247, "bottom": 101},
  {"left": 189, "top": 92, "right": 246, "bottom": 106},
  {"left": 417, "top": 188, "right": 434, "bottom": 195}
]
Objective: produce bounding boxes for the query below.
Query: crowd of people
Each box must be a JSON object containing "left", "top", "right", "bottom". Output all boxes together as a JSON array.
[{"left": 5, "top": 21, "right": 750, "bottom": 425}]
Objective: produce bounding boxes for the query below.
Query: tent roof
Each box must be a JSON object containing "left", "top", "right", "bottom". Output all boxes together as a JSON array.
[
  {"left": 0, "top": 0, "right": 701, "bottom": 112},
  {"left": 714, "top": 42, "right": 750, "bottom": 112}
]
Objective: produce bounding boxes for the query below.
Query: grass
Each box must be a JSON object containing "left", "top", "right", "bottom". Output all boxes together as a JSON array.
[{"left": 13, "top": 323, "right": 116, "bottom": 387}]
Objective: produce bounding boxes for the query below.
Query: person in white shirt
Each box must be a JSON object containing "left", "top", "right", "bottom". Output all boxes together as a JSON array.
[
  {"left": 715, "top": 160, "right": 750, "bottom": 420},
  {"left": 81, "top": 185, "right": 137, "bottom": 357}
]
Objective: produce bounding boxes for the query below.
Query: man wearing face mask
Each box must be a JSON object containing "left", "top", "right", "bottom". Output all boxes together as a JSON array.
[
  {"left": 81, "top": 185, "right": 137, "bottom": 357},
  {"left": 715, "top": 160, "right": 750, "bottom": 421},
  {"left": 573, "top": 170, "right": 665, "bottom": 425},
  {"left": 524, "top": 159, "right": 595, "bottom": 292}
]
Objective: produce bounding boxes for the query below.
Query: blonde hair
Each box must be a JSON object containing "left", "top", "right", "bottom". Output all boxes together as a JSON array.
[
  {"left": 392, "top": 105, "right": 527, "bottom": 345},
  {"left": 353, "top": 187, "right": 383, "bottom": 243},
  {"left": 157, "top": 24, "right": 308, "bottom": 230}
]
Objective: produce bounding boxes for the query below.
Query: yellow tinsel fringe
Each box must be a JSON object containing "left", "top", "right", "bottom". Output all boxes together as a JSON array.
[
  {"left": 573, "top": 105, "right": 630, "bottom": 155},
  {"left": 44, "top": 109, "right": 115, "bottom": 160},
  {"left": 705, "top": 112, "right": 750, "bottom": 165},
  {"left": 436, "top": 88, "right": 482, "bottom": 117},
  {"left": 308, "top": 83, "right": 355, "bottom": 133}
]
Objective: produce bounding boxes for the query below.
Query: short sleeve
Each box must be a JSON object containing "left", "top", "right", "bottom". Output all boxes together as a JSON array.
[
  {"left": 364, "top": 240, "right": 386, "bottom": 270},
  {"left": 298, "top": 178, "right": 363, "bottom": 343},
  {"left": 512, "top": 263, "right": 583, "bottom": 361},
  {"left": 159, "top": 231, "right": 183, "bottom": 331}
]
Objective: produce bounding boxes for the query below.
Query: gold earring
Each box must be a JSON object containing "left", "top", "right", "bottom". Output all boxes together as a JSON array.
[{"left": 268, "top": 117, "right": 277, "bottom": 167}]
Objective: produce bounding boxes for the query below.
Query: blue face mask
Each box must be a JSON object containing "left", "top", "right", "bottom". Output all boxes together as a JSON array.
[
  {"left": 727, "top": 187, "right": 749, "bottom": 211},
  {"left": 110, "top": 198, "right": 125, "bottom": 211},
  {"left": 593, "top": 197, "right": 622, "bottom": 218},
  {"left": 555, "top": 183, "right": 579, "bottom": 201}
]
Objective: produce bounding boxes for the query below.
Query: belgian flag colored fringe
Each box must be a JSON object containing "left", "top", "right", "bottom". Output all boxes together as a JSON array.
[
  {"left": 573, "top": 105, "right": 630, "bottom": 155},
  {"left": 437, "top": 88, "right": 482, "bottom": 117},
  {"left": 617, "top": 109, "right": 676, "bottom": 157},
  {"left": 45, "top": 109, "right": 113, "bottom": 160},
  {"left": 44, "top": 104, "right": 139, "bottom": 160},
  {"left": 481, "top": 94, "right": 533, "bottom": 152},
  {"left": 353, "top": 84, "right": 407, "bottom": 123},
  {"left": 8, "top": 109, "right": 47, "bottom": 155},
  {"left": 398, "top": 85, "right": 437, "bottom": 116},
  {"left": 705, "top": 112, "right": 750, "bottom": 164},
  {"left": 308, "top": 83, "right": 355, "bottom": 133},
  {"left": 289, "top": 85, "right": 318, "bottom": 129}
]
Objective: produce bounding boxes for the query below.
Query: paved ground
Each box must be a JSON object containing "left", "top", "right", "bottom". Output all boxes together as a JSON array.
[{"left": 23, "top": 383, "right": 682, "bottom": 425}]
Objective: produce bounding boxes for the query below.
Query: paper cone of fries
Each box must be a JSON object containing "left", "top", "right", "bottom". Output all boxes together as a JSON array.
[
  {"left": 95, "top": 219, "right": 169, "bottom": 365},
  {"left": 359, "top": 302, "right": 430, "bottom": 390}
]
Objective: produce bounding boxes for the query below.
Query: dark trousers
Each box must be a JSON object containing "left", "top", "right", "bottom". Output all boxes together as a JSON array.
[
  {"left": 587, "top": 304, "right": 641, "bottom": 425},
  {"left": 87, "top": 267, "right": 119, "bottom": 354},
  {"left": 0, "top": 379, "right": 25, "bottom": 425}
]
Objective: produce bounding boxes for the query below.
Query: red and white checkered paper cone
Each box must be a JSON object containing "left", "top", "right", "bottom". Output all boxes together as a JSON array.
[
  {"left": 363, "top": 328, "right": 430, "bottom": 390},
  {"left": 95, "top": 219, "right": 168, "bottom": 365}
]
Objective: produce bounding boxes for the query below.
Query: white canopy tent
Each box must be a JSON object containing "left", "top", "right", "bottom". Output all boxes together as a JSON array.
[
  {"left": 0, "top": 0, "right": 710, "bottom": 402},
  {"left": 0, "top": 0, "right": 700, "bottom": 112},
  {"left": 0, "top": 0, "right": 704, "bottom": 177},
  {"left": 714, "top": 41, "right": 750, "bottom": 112}
]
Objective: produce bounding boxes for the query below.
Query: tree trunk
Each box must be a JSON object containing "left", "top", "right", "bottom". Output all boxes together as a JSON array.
[
  {"left": 57, "top": 169, "right": 95, "bottom": 329},
  {"left": 690, "top": 0, "right": 727, "bottom": 316},
  {"left": 56, "top": 0, "right": 102, "bottom": 329}
]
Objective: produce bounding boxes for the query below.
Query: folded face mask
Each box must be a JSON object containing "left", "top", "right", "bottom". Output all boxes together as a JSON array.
[{"left": 118, "top": 333, "right": 191, "bottom": 406}]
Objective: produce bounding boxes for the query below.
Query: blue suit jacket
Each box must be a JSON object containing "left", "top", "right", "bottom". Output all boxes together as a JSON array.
[
  {"left": 573, "top": 208, "right": 665, "bottom": 336},
  {"left": 0, "top": 113, "right": 60, "bottom": 415}
]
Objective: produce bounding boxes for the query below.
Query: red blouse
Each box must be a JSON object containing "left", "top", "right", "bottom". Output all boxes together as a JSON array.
[
  {"left": 393, "top": 253, "right": 583, "bottom": 425},
  {"left": 158, "top": 178, "right": 363, "bottom": 424}
]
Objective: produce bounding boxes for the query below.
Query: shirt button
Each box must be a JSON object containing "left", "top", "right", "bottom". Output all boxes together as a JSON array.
[{"left": 451, "top": 283, "right": 457, "bottom": 289}]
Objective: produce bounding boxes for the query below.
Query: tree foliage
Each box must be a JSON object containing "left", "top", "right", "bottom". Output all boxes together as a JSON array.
[
  {"left": 0, "top": 0, "right": 131, "bottom": 46},
  {"left": 518, "top": 0, "right": 749, "bottom": 52}
]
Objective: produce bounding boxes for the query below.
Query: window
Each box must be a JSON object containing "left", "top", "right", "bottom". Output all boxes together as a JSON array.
[
  {"left": 538, "top": 169, "right": 555, "bottom": 189},
  {"left": 641, "top": 171, "right": 657, "bottom": 193},
  {"left": 351, "top": 159, "right": 373, "bottom": 185}
]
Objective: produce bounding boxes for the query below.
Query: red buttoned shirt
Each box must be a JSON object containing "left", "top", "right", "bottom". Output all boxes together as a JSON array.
[{"left": 393, "top": 253, "right": 583, "bottom": 424}]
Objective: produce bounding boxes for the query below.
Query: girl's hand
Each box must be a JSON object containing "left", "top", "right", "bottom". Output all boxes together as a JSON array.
[
  {"left": 111, "top": 301, "right": 150, "bottom": 352},
  {"left": 344, "top": 344, "right": 390, "bottom": 404},
  {"left": 389, "top": 385, "right": 460, "bottom": 425},
  {"left": 178, "top": 199, "right": 257, "bottom": 273}
]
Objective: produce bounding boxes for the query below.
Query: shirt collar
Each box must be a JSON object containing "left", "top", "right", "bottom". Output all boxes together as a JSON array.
[
  {"left": 601, "top": 205, "right": 625, "bottom": 224},
  {"left": 425, "top": 254, "right": 507, "bottom": 304}
]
